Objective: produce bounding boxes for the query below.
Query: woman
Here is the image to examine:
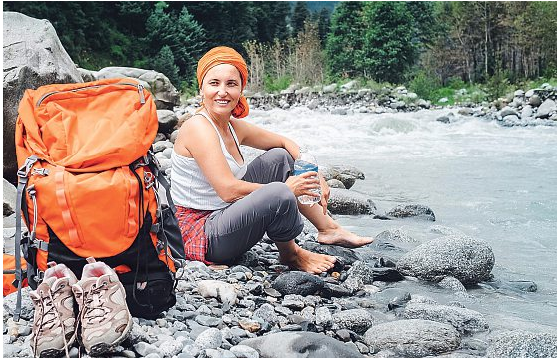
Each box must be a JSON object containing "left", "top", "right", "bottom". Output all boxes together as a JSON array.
[{"left": 171, "top": 46, "right": 372, "bottom": 274}]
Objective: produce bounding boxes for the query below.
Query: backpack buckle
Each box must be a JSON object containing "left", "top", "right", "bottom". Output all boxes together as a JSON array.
[
  {"left": 144, "top": 171, "right": 155, "bottom": 189},
  {"left": 17, "top": 155, "right": 39, "bottom": 179}
]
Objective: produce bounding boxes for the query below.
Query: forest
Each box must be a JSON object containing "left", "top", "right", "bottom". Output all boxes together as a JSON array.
[{"left": 4, "top": 1, "right": 557, "bottom": 102}]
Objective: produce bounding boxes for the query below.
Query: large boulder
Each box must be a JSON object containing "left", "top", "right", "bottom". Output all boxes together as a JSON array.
[
  {"left": 486, "top": 330, "right": 557, "bottom": 358},
  {"left": 96, "top": 67, "right": 180, "bottom": 110},
  {"left": 3, "top": 179, "right": 17, "bottom": 216},
  {"left": 3, "top": 12, "right": 83, "bottom": 183},
  {"left": 328, "top": 188, "right": 376, "bottom": 215},
  {"left": 386, "top": 204, "right": 436, "bottom": 221},
  {"left": 397, "top": 236, "right": 494, "bottom": 285},
  {"left": 364, "top": 319, "right": 461, "bottom": 357},
  {"left": 241, "top": 331, "right": 363, "bottom": 358},
  {"left": 272, "top": 271, "right": 324, "bottom": 296}
]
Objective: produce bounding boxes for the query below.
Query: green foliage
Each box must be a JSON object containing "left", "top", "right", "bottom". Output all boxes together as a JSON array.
[
  {"left": 264, "top": 75, "right": 292, "bottom": 93},
  {"left": 325, "top": 2, "right": 365, "bottom": 78},
  {"left": 362, "top": 2, "right": 416, "bottom": 84},
  {"left": 485, "top": 70, "right": 511, "bottom": 101},
  {"left": 409, "top": 71, "right": 441, "bottom": 100},
  {"left": 150, "top": 45, "right": 180, "bottom": 87},
  {"left": 292, "top": 2, "right": 310, "bottom": 36}
]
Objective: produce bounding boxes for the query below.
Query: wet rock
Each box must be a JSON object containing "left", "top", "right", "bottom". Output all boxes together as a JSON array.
[
  {"left": 326, "top": 179, "right": 345, "bottom": 189},
  {"left": 241, "top": 331, "right": 363, "bottom": 358},
  {"left": 301, "top": 241, "right": 360, "bottom": 265},
  {"left": 343, "top": 261, "right": 375, "bottom": 292},
  {"left": 402, "top": 303, "right": 489, "bottom": 333},
  {"left": 272, "top": 271, "right": 324, "bottom": 296},
  {"left": 371, "top": 267, "right": 404, "bottom": 282},
  {"left": 364, "top": 319, "right": 461, "bottom": 357},
  {"left": 386, "top": 204, "right": 436, "bottom": 221},
  {"left": 328, "top": 188, "right": 376, "bottom": 215},
  {"left": 397, "top": 236, "right": 494, "bottom": 285},
  {"left": 486, "top": 330, "right": 557, "bottom": 358}
]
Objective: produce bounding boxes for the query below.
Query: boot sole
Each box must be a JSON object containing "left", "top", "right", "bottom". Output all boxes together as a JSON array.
[{"left": 88, "top": 313, "right": 133, "bottom": 356}]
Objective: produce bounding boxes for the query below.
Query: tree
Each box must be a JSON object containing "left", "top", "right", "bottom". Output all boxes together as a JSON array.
[
  {"left": 316, "top": 7, "right": 331, "bottom": 44},
  {"left": 362, "top": 2, "right": 416, "bottom": 83},
  {"left": 145, "top": 4, "right": 206, "bottom": 84},
  {"left": 325, "top": 2, "right": 365, "bottom": 78},
  {"left": 150, "top": 45, "right": 180, "bottom": 86},
  {"left": 292, "top": 2, "right": 310, "bottom": 36}
]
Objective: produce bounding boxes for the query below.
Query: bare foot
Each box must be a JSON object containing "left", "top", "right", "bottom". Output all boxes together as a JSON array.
[
  {"left": 317, "top": 227, "right": 374, "bottom": 248},
  {"left": 280, "top": 246, "right": 336, "bottom": 274}
]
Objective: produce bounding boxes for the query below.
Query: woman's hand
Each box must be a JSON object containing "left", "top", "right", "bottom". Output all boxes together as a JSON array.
[
  {"left": 285, "top": 171, "right": 320, "bottom": 198},
  {"left": 318, "top": 173, "right": 330, "bottom": 215}
]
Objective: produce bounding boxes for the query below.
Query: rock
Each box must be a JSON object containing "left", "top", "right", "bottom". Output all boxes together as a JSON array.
[
  {"left": 241, "top": 331, "right": 362, "bottom": 358},
  {"left": 397, "top": 236, "right": 495, "bottom": 285},
  {"left": 521, "top": 105, "right": 534, "bottom": 119},
  {"left": 438, "top": 276, "right": 469, "bottom": 297},
  {"left": 371, "top": 267, "right": 404, "bottom": 282},
  {"left": 253, "top": 303, "right": 279, "bottom": 326},
  {"left": 364, "top": 319, "right": 461, "bottom": 357},
  {"left": 326, "top": 179, "right": 345, "bottom": 189},
  {"left": 96, "top": 67, "right": 180, "bottom": 109},
  {"left": 331, "top": 108, "right": 348, "bottom": 115},
  {"left": 157, "top": 110, "right": 179, "bottom": 134},
  {"left": 328, "top": 188, "right": 376, "bottom": 215},
  {"left": 402, "top": 303, "right": 489, "bottom": 333},
  {"left": 77, "top": 68, "right": 98, "bottom": 82},
  {"left": 3, "top": 11, "right": 83, "bottom": 183},
  {"left": 528, "top": 94, "right": 542, "bottom": 107},
  {"left": 4, "top": 287, "right": 34, "bottom": 320},
  {"left": 302, "top": 241, "right": 360, "bottom": 265},
  {"left": 332, "top": 308, "right": 374, "bottom": 334},
  {"left": 500, "top": 106, "right": 519, "bottom": 117},
  {"left": 386, "top": 204, "right": 435, "bottom": 221},
  {"left": 134, "top": 342, "right": 161, "bottom": 356},
  {"left": 3, "top": 179, "right": 17, "bottom": 216},
  {"left": 486, "top": 330, "right": 557, "bottom": 358},
  {"left": 340, "top": 80, "right": 359, "bottom": 92},
  {"left": 535, "top": 99, "right": 556, "bottom": 118},
  {"left": 195, "top": 327, "right": 222, "bottom": 349},
  {"left": 343, "top": 261, "right": 374, "bottom": 292},
  {"left": 322, "top": 84, "right": 337, "bottom": 94},
  {"left": 376, "top": 228, "right": 418, "bottom": 243},
  {"left": 514, "top": 90, "right": 525, "bottom": 97},
  {"left": 197, "top": 280, "right": 238, "bottom": 306},
  {"left": 272, "top": 271, "right": 324, "bottom": 296},
  {"left": 229, "top": 345, "right": 260, "bottom": 358}
]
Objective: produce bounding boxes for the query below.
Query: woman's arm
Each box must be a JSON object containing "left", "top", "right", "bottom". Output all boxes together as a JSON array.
[{"left": 176, "top": 116, "right": 262, "bottom": 202}]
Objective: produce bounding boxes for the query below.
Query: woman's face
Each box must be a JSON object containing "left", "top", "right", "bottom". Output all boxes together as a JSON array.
[{"left": 201, "top": 64, "right": 242, "bottom": 117}]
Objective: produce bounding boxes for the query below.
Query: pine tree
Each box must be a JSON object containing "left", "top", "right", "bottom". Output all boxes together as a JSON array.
[
  {"left": 325, "top": 2, "right": 365, "bottom": 78},
  {"left": 362, "top": 2, "right": 416, "bottom": 83},
  {"left": 150, "top": 45, "right": 180, "bottom": 86},
  {"left": 292, "top": 2, "right": 310, "bottom": 36}
]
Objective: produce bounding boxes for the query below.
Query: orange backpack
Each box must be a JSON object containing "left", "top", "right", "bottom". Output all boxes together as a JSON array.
[{"left": 13, "top": 78, "right": 185, "bottom": 320}]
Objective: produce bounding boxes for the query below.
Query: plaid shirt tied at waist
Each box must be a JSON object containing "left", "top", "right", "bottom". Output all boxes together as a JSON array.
[{"left": 175, "top": 205, "right": 213, "bottom": 264}]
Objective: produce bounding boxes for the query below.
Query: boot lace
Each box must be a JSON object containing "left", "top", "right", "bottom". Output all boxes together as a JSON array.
[{"left": 33, "top": 287, "right": 71, "bottom": 358}]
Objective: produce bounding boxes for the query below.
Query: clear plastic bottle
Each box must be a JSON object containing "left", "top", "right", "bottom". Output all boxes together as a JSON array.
[{"left": 293, "top": 148, "right": 321, "bottom": 206}]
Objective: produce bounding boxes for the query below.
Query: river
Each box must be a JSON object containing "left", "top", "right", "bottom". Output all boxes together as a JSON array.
[{"left": 248, "top": 107, "right": 557, "bottom": 332}]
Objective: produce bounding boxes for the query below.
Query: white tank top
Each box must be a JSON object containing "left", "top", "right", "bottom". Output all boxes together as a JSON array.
[{"left": 170, "top": 113, "right": 248, "bottom": 210}]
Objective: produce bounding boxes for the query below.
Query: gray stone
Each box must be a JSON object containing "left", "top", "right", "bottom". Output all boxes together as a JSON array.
[
  {"left": 529, "top": 94, "right": 542, "bottom": 107},
  {"left": 253, "top": 303, "right": 279, "bottom": 326},
  {"left": 3, "top": 178, "right": 17, "bottom": 216},
  {"left": 328, "top": 188, "right": 376, "bottom": 215},
  {"left": 343, "top": 261, "right": 375, "bottom": 292},
  {"left": 486, "top": 330, "right": 557, "bottom": 358},
  {"left": 535, "top": 99, "right": 556, "bottom": 118},
  {"left": 272, "top": 271, "right": 324, "bottom": 296},
  {"left": 525, "top": 89, "right": 535, "bottom": 97},
  {"left": 514, "top": 90, "right": 525, "bottom": 97},
  {"left": 96, "top": 67, "right": 180, "bottom": 109},
  {"left": 229, "top": 345, "right": 260, "bottom": 358},
  {"left": 376, "top": 228, "right": 418, "bottom": 243},
  {"left": 500, "top": 106, "right": 519, "bottom": 117},
  {"left": 438, "top": 276, "right": 469, "bottom": 297},
  {"left": 78, "top": 68, "right": 98, "bottom": 82},
  {"left": 322, "top": 84, "right": 337, "bottom": 94},
  {"left": 134, "top": 342, "right": 161, "bottom": 356},
  {"left": 364, "top": 319, "right": 461, "bottom": 357},
  {"left": 2, "top": 344, "right": 21, "bottom": 355},
  {"left": 402, "top": 303, "right": 488, "bottom": 333},
  {"left": 195, "top": 315, "right": 222, "bottom": 327},
  {"left": 282, "top": 294, "right": 306, "bottom": 310},
  {"left": 241, "top": 331, "right": 362, "bottom": 358},
  {"left": 521, "top": 105, "right": 534, "bottom": 119},
  {"left": 195, "top": 327, "right": 222, "bottom": 350},
  {"left": 386, "top": 204, "right": 435, "bottom": 221},
  {"left": 157, "top": 110, "right": 179, "bottom": 134},
  {"left": 314, "top": 307, "right": 333, "bottom": 328},
  {"left": 326, "top": 179, "right": 345, "bottom": 189},
  {"left": 3, "top": 11, "right": 83, "bottom": 182},
  {"left": 4, "top": 287, "right": 34, "bottom": 320},
  {"left": 153, "top": 140, "right": 173, "bottom": 154},
  {"left": 158, "top": 340, "right": 185, "bottom": 357},
  {"left": 302, "top": 241, "right": 360, "bottom": 265},
  {"left": 332, "top": 308, "right": 374, "bottom": 334},
  {"left": 397, "top": 236, "right": 494, "bottom": 285}
]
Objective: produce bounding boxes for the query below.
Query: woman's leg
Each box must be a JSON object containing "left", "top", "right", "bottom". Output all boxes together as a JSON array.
[
  {"left": 205, "top": 182, "right": 335, "bottom": 273},
  {"left": 245, "top": 148, "right": 373, "bottom": 248}
]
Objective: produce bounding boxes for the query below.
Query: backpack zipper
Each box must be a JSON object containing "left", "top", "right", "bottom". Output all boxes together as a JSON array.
[{"left": 36, "top": 82, "right": 146, "bottom": 107}]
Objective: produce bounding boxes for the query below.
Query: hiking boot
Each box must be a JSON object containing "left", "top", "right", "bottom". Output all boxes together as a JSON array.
[
  {"left": 30, "top": 262, "right": 78, "bottom": 358},
  {"left": 72, "top": 257, "right": 132, "bottom": 356}
]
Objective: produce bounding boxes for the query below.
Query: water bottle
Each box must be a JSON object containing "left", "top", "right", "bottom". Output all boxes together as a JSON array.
[{"left": 293, "top": 148, "right": 321, "bottom": 206}]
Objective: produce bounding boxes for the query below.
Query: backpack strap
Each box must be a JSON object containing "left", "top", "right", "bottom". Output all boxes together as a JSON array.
[{"left": 14, "top": 155, "right": 38, "bottom": 321}]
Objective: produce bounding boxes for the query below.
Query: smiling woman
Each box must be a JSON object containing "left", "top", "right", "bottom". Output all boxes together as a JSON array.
[{"left": 170, "top": 46, "right": 373, "bottom": 274}]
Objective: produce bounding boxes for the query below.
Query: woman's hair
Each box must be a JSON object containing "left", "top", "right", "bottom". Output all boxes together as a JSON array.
[{"left": 197, "top": 46, "right": 249, "bottom": 118}]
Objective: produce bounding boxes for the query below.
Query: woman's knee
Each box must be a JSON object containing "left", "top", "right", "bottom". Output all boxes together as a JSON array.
[
  {"left": 266, "top": 148, "right": 294, "bottom": 167},
  {"left": 263, "top": 182, "right": 297, "bottom": 212}
]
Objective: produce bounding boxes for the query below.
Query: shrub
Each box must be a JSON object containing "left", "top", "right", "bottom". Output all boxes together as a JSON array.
[
  {"left": 264, "top": 75, "right": 292, "bottom": 93},
  {"left": 408, "top": 71, "right": 441, "bottom": 100}
]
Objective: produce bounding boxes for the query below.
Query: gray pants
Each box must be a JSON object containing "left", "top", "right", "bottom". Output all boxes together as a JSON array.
[{"left": 205, "top": 148, "right": 304, "bottom": 263}]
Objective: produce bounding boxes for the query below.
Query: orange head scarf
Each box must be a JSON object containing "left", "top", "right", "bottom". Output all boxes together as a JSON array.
[{"left": 197, "top": 46, "right": 249, "bottom": 119}]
